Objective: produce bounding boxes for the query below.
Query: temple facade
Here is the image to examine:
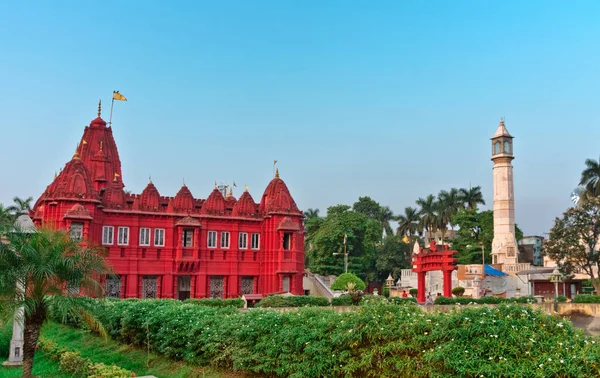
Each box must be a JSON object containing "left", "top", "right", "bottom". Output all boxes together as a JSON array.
[{"left": 31, "top": 103, "right": 305, "bottom": 299}]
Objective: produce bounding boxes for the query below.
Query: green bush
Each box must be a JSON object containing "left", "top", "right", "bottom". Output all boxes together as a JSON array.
[
  {"left": 257, "top": 295, "right": 330, "bottom": 308},
  {"left": 409, "top": 288, "right": 418, "bottom": 297},
  {"left": 452, "top": 287, "right": 465, "bottom": 297},
  {"left": 516, "top": 296, "right": 538, "bottom": 304},
  {"left": 434, "top": 296, "right": 456, "bottom": 305},
  {"left": 557, "top": 295, "right": 568, "bottom": 303},
  {"left": 330, "top": 273, "right": 366, "bottom": 291},
  {"left": 70, "top": 299, "right": 600, "bottom": 377},
  {"left": 185, "top": 298, "right": 245, "bottom": 308},
  {"left": 331, "top": 294, "right": 353, "bottom": 306},
  {"left": 383, "top": 287, "right": 390, "bottom": 297},
  {"left": 573, "top": 294, "right": 600, "bottom": 303}
]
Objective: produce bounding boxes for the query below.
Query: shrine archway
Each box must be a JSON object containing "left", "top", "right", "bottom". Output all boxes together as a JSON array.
[{"left": 412, "top": 240, "right": 458, "bottom": 303}]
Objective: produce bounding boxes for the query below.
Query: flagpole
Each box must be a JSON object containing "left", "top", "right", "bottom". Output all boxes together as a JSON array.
[{"left": 108, "top": 96, "right": 115, "bottom": 127}]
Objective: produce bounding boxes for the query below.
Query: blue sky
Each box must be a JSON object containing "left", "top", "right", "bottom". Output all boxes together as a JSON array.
[{"left": 1, "top": 1, "right": 599, "bottom": 236}]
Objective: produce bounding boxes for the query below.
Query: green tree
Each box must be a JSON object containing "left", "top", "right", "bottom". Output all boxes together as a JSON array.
[
  {"left": 375, "top": 235, "right": 410, "bottom": 282},
  {"left": 7, "top": 196, "right": 34, "bottom": 216},
  {"left": 416, "top": 194, "right": 437, "bottom": 235},
  {"left": 0, "top": 203, "right": 14, "bottom": 229},
  {"left": 395, "top": 206, "right": 420, "bottom": 243},
  {"left": 459, "top": 186, "right": 486, "bottom": 210},
  {"left": 0, "top": 227, "right": 110, "bottom": 378},
  {"left": 580, "top": 158, "right": 600, "bottom": 199},
  {"left": 306, "top": 205, "right": 380, "bottom": 280},
  {"left": 451, "top": 209, "right": 522, "bottom": 264},
  {"left": 544, "top": 198, "right": 600, "bottom": 293},
  {"left": 352, "top": 196, "right": 395, "bottom": 238}
]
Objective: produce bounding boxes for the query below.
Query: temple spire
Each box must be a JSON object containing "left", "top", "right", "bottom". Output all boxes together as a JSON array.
[
  {"left": 275, "top": 168, "right": 279, "bottom": 178},
  {"left": 98, "top": 100, "right": 102, "bottom": 117},
  {"left": 229, "top": 187, "right": 233, "bottom": 197}
]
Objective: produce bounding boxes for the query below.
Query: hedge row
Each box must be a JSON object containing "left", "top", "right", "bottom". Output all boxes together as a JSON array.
[
  {"left": 67, "top": 298, "right": 600, "bottom": 377},
  {"left": 573, "top": 295, "right": 600, "bottom": 303},
  {"left": 434, "top": 295, "right": 538, "bottom": 305},
  {"left": 184, "top": 297, "right": 245, "bottom": 308},
  {"left": 38, "top": 338, "right": 132, "bottom": 378},
  {"left": 257, "top": 295, "right": 330, "bottom": 308}
]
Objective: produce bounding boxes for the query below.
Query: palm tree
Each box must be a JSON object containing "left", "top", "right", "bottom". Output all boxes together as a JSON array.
[
  {"left": 303, "top": 208, "right": 320, "bottom": 220},
  {"left": 378, "top": 206, "right": 395, "bottom": 238},
  {"left": 0, "top": 227, "right": 109, "bottom": 377},
  {"left": 396, "top": 206, "right": 420, "bottom": 243},
  {"left": 0, "top": 203, "right": 14, "bottom": 227},
  {"left": 7, "top": 196, "right": 34, "bottom": 216},
  {"left": 580, "top": 158, "right": 600, "bottom": 199},
  {"left": 459, "top": 186, "right": 486, "bottom": 210},
  {"left": 416, "top": 194, "right": 437, "bottom": 239},
  {"left": 435, "top": 191, "right": 452, "bottom": 245}
]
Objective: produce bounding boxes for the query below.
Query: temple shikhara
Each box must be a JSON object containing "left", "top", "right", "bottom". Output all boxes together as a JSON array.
[{"left": 31, "top": 103, "right": 305, "bottom": 299}]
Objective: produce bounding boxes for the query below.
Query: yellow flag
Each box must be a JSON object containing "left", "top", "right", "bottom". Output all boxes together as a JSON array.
[{"left": 113, "top": 91, "right": 127, "bottom": 101}]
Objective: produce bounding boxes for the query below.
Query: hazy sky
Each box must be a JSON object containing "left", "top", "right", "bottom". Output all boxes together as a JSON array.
[{"left": 1, "top": 1, "right": 599, "bottom": 236}]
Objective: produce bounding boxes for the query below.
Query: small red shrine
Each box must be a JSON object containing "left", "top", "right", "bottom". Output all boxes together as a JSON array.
[
  {"left": 412, "top": 240, "right": 458, "bottom": 302},
  {"left": 31, "top": 103, "right": 305, "bottom": 299}
]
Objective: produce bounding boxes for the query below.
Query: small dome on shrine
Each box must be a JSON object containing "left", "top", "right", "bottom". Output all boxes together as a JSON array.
[
  {"left": 232, "top": 190, "right": 257, "bottom": 217},
  {"left": 200, "top": 188, "right": 225, "bottom": 215},
  {"left": 134, "top": 180, "right": 161, "bottom": 210},
  {"left": 171, "top": 184, "right": 194, "bottom": 212},
  {"left": 103, "top": 182, "right": 126, "bottom": 208},
  {"left": 259, "top": 171, "right": 300, "bottom": 215}
]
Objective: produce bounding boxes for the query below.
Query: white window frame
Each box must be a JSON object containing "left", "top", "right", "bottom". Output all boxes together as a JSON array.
[
  {"left": 251, "top": 233, "right": 260, "bottom": 250},
  {"left": 154, "top": 228, "right": 165, "bottom": 247},
  {"left": 207, "top": 231, "right": 217, "bottom": 248},
  {"left": 239, "top": 232, "right": 248, "bottom": 249},
  {"left": 221, "top": 231, "right": 230, "bottom": 249},
  {"left": 102, "top": 226, "right": 114, "bottom": 245},
  {"left": 139, "top": 227, "right": 151, "bottom": 246},
  {"left": 117, "top": 226, "right": 129, "bottom": 246}
]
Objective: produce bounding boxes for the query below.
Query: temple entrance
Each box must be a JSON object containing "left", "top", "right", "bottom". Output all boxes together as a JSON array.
[{"left": 412, "top": 241, "right": 457, "bottom": 303}]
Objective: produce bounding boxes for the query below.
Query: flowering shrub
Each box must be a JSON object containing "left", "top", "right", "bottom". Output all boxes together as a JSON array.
[
  {"left": 331, "top": 294, "right": 353, "bottom": 306},
  {"left": 185, "top": 298, "right": 244, "bottom": 308},
  {"left": 68, "top": 299, "right": 600, "bottom": 377},
  {"left": 434, "top": 295, "right": 538, "bottom": 305}
]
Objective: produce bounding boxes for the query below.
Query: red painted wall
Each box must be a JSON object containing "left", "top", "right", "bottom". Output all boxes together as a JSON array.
[{"left": 32, "top": 110, "right": 305, "bottom": 299}]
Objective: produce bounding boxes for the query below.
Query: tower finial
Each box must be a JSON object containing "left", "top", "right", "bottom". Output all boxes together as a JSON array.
[
  {"left": 214, "top": 181, "right": 217, "bottom": 189},
  {"left": 99, "top": 141, "right": 103, "bottom": 151},
  {"left": 500, "top": 116, "right": 505, "bottom": 124},
  {"left": 228, "top": 186, "right": 233, "bottom": 196},
  {"left": 244, "top": 184, "right": 249, "bottom": 192},
  {"left": 149, "top": 175, "right": 152, "bottom": 184},
  {"left": 54, "top": 171, "right": 57, "bottom": 180},
  {"left": 98, "top": 100, "right": 102, "bottom": 117},
  {"left": 275, "top": 168, "right": 279, "bottom": 178},
  {"left": 73, "top": 143, "right": 80, "bottom": 160}
]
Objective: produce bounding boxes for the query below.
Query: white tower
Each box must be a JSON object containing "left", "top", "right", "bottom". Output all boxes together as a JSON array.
[{"left": 490, "top": 118, "right": 518, "bottom": 265}]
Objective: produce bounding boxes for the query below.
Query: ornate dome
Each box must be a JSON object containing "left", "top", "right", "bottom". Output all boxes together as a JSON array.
[
  {"left": 232, "top": 190, "right": 257, "bottom": 217},
  {"left": 200, "top": 188, "right": 225, "bottom": 215},
  {"left": 259, "top": 174, "right": 300, "bottom": 215},
  {"left": 41, "top": 158, "right": 99, "bottom": 202},
  {"left": 171, "top": 185, "right": 194, "bottom": 212},
  {"left": 134, "top": 181, "right": 160, "bottom": 210}
]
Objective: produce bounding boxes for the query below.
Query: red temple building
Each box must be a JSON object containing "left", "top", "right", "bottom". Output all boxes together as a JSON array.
[{"left": 31, "top": 103, "right": 305, "bottom": 299}]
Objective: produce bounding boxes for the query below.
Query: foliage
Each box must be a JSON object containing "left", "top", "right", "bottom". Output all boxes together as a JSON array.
[
  {"left": 305, "top": 205, "right": 380, "bottom": 279},
  {"left": 395, "top": 206, "right": 420, "bottom": 242},
  {"left": 573, "top": 295, "right": 600, "bottom": 303},
  {"left": 433, "top": 296, "right": 538, "bottom": 305},
  {"left": 257, "top": 295, "right": 329, "bottom": 308},
  {"left": 451, "top": 209, "right": 523, "bottom": 264},
  {"left": 383, "top": 287, "right": 390, "bottom": 297},
  {"left": 0, "top": 320, "right": 11, "bottom": 358},
  {"left": 330, "top": 273, "right": 366, "bottom": 291},
  {"left": 409, "top": 288, "right": 418, "bottom": 297},
  {"left": 0, "top": 227, "right": 110, "bottom": 377},
  {"left": 545, "top": 198, "right": 600, "bottom": 293},
  {"left": 331, "top": 294, "right": 353, "bottom": 306},
  {"left": 557, "top": 295, "right": 568, "bottom": 303},
  {"left": 185, "top": 298, "right": 244, "bottom": 308},
  {"left": 39, "top": 338, "right": 132, "bottom": 378},
  {"left": 62, "top": 298, "right": 600, "bottom": 377},
  {"left": 451, "top": 287, "right": 465, "bottom": 297},
  {"left": 386, "top": 297, "right": 417, "bottom": 305},
  {"left": 580, "top": 157, "right": 600, "bottom": 199},
  {"left": 374, "top": 235, "right": 410, "bottom": 282}
]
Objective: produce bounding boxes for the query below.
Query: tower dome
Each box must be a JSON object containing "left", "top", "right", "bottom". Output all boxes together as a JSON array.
[
  {"left": 259, "top": 170, "right": 300, "bottom": 215},
  {"left": 200, "top": 188, "right": 226, "bottom": 215}
]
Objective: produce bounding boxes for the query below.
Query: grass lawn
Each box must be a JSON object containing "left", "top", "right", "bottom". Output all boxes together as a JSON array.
[{"left": 40, "top": 322, "right": 245, "bottom": 378}]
